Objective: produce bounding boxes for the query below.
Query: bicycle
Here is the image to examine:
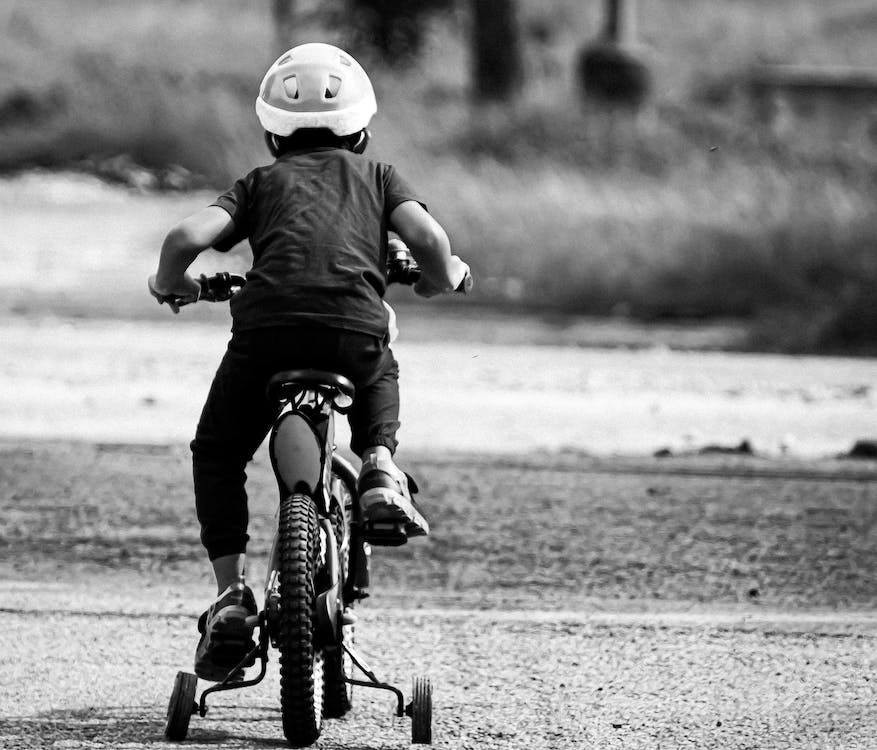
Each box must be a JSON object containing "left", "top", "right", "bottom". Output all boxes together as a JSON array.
[{"left": 160, "top": 249, "right": 467, "bottom": 747}]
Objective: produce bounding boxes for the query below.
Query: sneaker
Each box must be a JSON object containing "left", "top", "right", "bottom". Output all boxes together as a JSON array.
[
  {"left": 194, "top": 582, "right": 258, "bottom": 682},
  {"left": 358, "top": 457, "right": 430, "bottom": 544}
]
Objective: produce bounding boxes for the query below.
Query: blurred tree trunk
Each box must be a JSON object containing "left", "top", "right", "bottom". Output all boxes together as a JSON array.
[
  {"left": 577, "top": 0, "right": 648, "bottom": 106},
  {"left": 603, "top": 0, "right": 637, "bottom": 44},
  {"left": 471, "top": 0, "right": 523, "bottom": 101},
  {"left": 605, "top": 0, "right": 620, "bottom": 41},
  {"left": 272, "top": 0, "right": 296, "bottom": 52}
]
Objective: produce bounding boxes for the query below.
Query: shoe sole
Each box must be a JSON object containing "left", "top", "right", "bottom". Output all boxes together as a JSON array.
[
  {"left": 360, "top": 488, "right": 430, "bottom": 536},
  {"left": 195, "top": 605, "right": 257, "bottom": 682}
]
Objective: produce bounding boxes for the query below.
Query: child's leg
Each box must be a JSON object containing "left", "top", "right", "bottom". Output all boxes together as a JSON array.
[
  {"left": 347, "top": 352, "right": 400, "bottom": 459},
  {"left": 211, "top": 553, "right": 246, "bottom": 595},
  {"left": 348, "top": 355, "right": 429, "bottom": 537},
  {"left": 191, "top": 336, "right": 279, "bottom": 586},
  {"left": 189, "top": 337, "right": 278, "bottom": 679},
  {"left": 347, "top": 355, "right": 408, "bottom": 491}
]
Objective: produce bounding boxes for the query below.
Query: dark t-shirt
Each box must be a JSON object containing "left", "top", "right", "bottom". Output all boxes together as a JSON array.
[{"left": 211, "top": 147, "right": 424, "bottom": 337}]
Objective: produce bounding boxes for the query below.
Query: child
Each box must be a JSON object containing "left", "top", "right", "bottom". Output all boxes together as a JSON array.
[{"left": 148, "top": 43, "right": 470, "bottom": 681}]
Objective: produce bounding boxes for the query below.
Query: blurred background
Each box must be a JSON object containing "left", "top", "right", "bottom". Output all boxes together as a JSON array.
[
  {"left": 4, "top": 8, "right": 877, "bottom": 746},
  {"left": 0, "top": 0, "right": 875, "bottom": 353}
]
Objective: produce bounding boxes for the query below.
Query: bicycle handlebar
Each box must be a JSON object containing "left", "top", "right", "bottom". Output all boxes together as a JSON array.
[
  {"left": 386, "top": 249, "right": 421, "bottom": 286},
  {"left": 155, "top": 252, "right": 470, "bottom": 310},
  {"left": 387, "top": 247, "right": 473, "bottom": 294},
  {"left": 150, "top": 272, "right": 246, "bottom": 310},
  {"left": 197, "top": 272, "right": 247, "bottom": 302}
]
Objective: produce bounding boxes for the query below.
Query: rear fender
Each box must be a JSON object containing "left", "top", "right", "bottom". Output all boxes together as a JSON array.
[{"left": 269, "top": 411, "right": 325, "bottom": 499}]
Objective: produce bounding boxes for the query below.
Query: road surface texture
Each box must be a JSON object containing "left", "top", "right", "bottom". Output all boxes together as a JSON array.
[
  {"left": 2, "top": 172, "right": 877, "bottom": 747},
  {"left": 2, "top": 442, "right": 876, "bottom": 749}
]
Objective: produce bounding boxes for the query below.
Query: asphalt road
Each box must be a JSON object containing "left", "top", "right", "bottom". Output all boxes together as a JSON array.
[
  {"left": 3, "top": 442, "right": 877, "bottom": 749},
  {"left": 2, "top": 579, "right": 877, "bottom": 750}
]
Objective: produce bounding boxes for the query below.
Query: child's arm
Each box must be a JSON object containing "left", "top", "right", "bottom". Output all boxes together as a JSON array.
[
  {"left": 389, "top": 201, "right": 469, "bottom": 298},
  {"left": 149, "top": 206, "right": 236, "bottom": 312}
]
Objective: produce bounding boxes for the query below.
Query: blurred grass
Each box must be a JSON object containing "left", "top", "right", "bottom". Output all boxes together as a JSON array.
[{"left": 0, "top": 0, "right": 876, "bottom": 351}]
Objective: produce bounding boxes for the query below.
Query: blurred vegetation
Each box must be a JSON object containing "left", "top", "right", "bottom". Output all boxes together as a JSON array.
[{"left": 0, "top": 0, "right": 876, "bottom": 352}]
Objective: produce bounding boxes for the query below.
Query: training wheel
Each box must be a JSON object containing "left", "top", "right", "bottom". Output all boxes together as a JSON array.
[
  {"left": 165, "top": 670, "right": 198, "bottom": 741},
  {"left": 409, "top": 676, "right": 432, "bottom": 745}
]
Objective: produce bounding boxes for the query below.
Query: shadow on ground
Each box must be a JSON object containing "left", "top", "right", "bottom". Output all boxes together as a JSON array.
[
  {"left": 0, "top": 705, "right": 288, "bottom": 748},
  {"left": 0, "top": 705, "right": 396, "bottom": 749}
]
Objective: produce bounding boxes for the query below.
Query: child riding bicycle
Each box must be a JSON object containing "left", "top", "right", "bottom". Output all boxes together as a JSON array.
[{"left": 147, "top": 43, "right": 471, "bottom": 681}]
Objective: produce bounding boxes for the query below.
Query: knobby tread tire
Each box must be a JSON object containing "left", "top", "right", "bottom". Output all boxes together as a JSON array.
[{"left": 278, "top": 494, "right": 323, "bottom": 747}]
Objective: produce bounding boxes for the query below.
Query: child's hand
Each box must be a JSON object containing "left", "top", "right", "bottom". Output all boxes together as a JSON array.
[
  {"left": 448, "top": 256, "right": 472, "bottom": 293},
  {"left": 387, "top": 237, "right": 408, "bottom": 255},
  {"left": 412, "top": 276, "right": 441, "bottom": 298},
  {"left": 148, "top": 274, "right": 201, "bottom": 314},
  {"left": 414, "top": 256, "right": 471, "bottom": 298}
]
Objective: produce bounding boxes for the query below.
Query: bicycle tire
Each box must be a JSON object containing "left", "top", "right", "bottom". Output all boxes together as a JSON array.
[
  {"left": 278, "top": 493, "right": 324, "bottom": 747},
  {"left": 164, "top": 670, "right": 197, "bottom": 741},
  {"left": 322, "top": 485, "right": 354, "bottom": 718},
  {"left": 410, "top": 676, "right": 433, "bottom": 745}
]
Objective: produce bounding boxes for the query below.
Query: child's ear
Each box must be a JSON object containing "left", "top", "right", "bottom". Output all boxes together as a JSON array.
[
  {"left": 264, "top": 131, "right": 281, "bottom": 157},
  {"left": 352, "top": 129, "right": 370, "bottom": 154}
]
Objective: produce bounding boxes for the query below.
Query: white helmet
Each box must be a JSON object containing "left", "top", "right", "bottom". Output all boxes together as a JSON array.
[{"left": 255, "top": 43, "right": 377, "bottom": 137}]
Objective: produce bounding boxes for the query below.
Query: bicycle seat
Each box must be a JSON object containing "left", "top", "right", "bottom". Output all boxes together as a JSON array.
[{"left": 267, "top": 369, "right": 356, "bottom": 407}]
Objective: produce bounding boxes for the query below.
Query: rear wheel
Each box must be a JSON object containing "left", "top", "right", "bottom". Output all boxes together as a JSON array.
[{"left": 278, "top": 494, "right": 324, "bottom": 747}]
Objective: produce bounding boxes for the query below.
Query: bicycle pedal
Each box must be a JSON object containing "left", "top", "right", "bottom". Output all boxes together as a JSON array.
[{"left": 361, "top": 521, "right": 408, "bottom": 547}]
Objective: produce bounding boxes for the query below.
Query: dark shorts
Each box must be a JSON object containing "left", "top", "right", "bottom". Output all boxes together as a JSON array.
[{"left": 191, "top": 325, "right": 400, "bottom": 560}]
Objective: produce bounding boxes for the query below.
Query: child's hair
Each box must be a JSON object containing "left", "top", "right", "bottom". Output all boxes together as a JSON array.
[{"left": 264, "top": 127, "right": 370, "bottom": 157}]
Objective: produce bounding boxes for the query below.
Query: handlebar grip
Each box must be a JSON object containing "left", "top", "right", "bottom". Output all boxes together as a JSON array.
[
  {"left": 455, "top": 272, "right": 474, "bottom": 294},
  {"left": 151, "top": 272, "right": 245, "bottom": 312},
  {"left": 386, "top": 260, "right": 421, "bottom": 286},
  {"left": 198, "top": 272, "right": 247, "bottom": 302}
]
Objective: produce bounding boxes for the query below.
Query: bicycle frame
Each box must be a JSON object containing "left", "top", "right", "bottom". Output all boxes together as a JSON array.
[
  {"left": 198, "top": 379, "right": 363, "bottom": 715},
  {"left": 263, "top": 376, "right": 370, "bottom": 647},
  {"left": 164, "top": 273, "right": 439, "bottom": 743}
]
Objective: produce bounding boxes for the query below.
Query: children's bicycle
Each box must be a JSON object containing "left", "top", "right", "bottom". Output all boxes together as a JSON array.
[{"left": 161, "top": 251, "right": 453, "bottom": 746}]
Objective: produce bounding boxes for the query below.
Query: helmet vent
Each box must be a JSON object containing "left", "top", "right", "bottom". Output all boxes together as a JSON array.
[
  {"left": 325, "top": 75, "right": 342, "bottom": 99},
  {"left": 282, "top": 75, "right": 299, "bottom": 99},
  {"left": 339, "top": 55, "right": 352, "bottom": 67},
  {"left": 278, "top": 54, "right": 292, "bottom": 65}
]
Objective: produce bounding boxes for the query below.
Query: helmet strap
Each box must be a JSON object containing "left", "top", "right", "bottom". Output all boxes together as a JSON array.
[
  {"left": 265, "top": 128, "right": 369, "bottom": 156},
  {"left": 351, "top": 129, "right": 370, "bottom": 155},
  {"left": 264, "top": 131, "right": 281, "bottom": 157}
]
